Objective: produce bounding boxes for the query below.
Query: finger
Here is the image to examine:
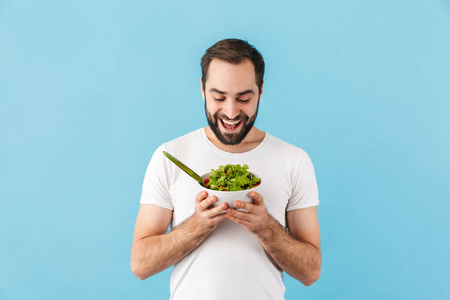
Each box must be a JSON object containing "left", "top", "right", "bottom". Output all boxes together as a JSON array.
[
  {"left": 226, "top": 207, "right": 253, "bottom": 222},
  {"left": 249, "top": 191, "right": 264, "bottom": 205},
  {"left": 208, "top": 202, "right": 228, "bottom": 218},
  {"left": 227, "top": 209, "right": 252, "bottom": 226},
  {"left": 195, "top": 190, "right": 208, "bottom": 204},
  {"left": 210, "top": 210, "right": 229, "bottom": 222},
  {"left": 234, "top": 201, "right": 254, "bottom": 213},
  {"left": 198, "top": 195, "right": 218, "bottom": 211}
]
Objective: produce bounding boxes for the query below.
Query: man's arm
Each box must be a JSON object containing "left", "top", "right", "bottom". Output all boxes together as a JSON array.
[
  {"left": 260, "top": 206, "right": 321, "bottom": 286},
  {"left": 226, "top": 192, "right": 321, "bottom": 286},
  {"left": 130, "top": 191, "right": 228, "bottom": 280}
]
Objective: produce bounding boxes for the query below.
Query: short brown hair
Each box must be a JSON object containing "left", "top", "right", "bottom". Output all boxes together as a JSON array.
[{"left": 201, "top": 38, "right": 265, "bottom": 93}]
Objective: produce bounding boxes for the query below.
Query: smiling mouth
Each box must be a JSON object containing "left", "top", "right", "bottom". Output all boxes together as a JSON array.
[{"left": 220, "top": 118, "right": 242, "bottom": 132}]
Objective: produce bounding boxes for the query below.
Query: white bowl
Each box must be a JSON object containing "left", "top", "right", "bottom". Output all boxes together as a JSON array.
[{"left": 200, "top": 173, "right": 262, "bottom": 208}]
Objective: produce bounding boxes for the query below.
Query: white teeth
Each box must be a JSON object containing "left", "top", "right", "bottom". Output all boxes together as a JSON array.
[{"left": 222, "top": 119, "right": 240, "bottom": 125}]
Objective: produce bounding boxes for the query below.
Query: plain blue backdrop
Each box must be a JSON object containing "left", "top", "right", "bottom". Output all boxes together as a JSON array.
[{"left": 1, "top": 0, "right": 449, "bottom": 299}]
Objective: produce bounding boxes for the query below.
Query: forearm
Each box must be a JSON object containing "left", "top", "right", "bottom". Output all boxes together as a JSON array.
[
  {"left": 131, "top": 214, "right": 212, "bottom": 280},
  {"left": 258, "top": 217, "right": 321, "bottom": 286}
]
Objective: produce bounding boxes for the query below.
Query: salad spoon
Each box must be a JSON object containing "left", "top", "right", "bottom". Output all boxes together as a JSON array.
[{"left": 163, "top": 151, "right": 206, "bottom": 187}]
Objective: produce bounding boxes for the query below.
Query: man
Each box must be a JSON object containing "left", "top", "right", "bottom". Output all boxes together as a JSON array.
[{"left": 131, "top": 38, "right": 321, "bottom": 299}]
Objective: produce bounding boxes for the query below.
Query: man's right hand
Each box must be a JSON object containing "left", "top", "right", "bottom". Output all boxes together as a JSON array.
[
  {"left": 131, "top": 191, "right": 228, "bottom": 280},
  {"left": 193, "top": 190, "right": 228, "bottom": 231}
]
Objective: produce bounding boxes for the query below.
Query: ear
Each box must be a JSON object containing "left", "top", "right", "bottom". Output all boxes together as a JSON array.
[
  {"left": 259, "top": 81, "right": 264, "bottom": 101},
  {"left": 200, "top": 78, "right": 205, "bottom": 100}
]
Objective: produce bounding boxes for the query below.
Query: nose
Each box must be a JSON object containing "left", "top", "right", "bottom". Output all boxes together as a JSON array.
[{"left": 222, "top": 100, "right": 240, "bottom": 120}]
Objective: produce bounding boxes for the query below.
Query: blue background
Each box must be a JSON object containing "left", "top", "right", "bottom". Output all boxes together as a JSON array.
[{"left": 1, "top": 1, "right": 449, "bottom": 299}]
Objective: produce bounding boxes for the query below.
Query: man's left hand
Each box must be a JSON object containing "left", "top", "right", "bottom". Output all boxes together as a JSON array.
[{"left": 226, "top": 191, "right": 272, "bottom": 237}]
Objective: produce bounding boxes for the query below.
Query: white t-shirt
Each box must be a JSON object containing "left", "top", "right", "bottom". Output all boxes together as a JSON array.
[{"left": 140, "top": 128, "right": 319, "bottom": 300}]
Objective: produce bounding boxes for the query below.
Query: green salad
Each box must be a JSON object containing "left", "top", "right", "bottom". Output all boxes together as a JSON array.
[{"left": 204, "top": 164, "right": 261, "bottom": 191}]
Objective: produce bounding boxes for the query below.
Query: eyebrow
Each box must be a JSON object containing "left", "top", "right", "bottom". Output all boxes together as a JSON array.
[{"left": 209, "top": 88, "right": 255, "bottom": 96}]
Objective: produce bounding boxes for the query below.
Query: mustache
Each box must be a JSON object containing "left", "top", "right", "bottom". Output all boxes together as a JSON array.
[{"left": 214, "top": 112, "right": 249, "bottom": 122}]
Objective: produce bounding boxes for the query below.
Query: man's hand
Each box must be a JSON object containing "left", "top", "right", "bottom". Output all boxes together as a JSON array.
[
  {"left": 225, "top": 191, "right": 271, "bottom": 238},
  {"left": 131, "top": 191, "right": 229, "bottom": 280},
  {"left": 226, "top": 191, "right": 321, "bottom": 286},
  {"left": 194, "top": 190, "right": 228, "bottom": 231}
]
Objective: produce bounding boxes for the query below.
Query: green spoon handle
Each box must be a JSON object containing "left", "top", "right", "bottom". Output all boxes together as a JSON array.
[{"left": 163, "top": 151, "right": 205, "bottom": 187}]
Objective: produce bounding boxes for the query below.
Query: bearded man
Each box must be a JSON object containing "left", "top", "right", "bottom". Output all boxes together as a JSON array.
[{"left": 131, "top": 38, "right": 321, "bottom": 300}]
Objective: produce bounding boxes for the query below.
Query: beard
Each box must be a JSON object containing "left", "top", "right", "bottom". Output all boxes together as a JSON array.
[{"left": 205, "top": 100, "right": 259, "bottom": 146}]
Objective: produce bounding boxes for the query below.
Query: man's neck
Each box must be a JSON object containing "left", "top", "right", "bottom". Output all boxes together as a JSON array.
[{"left": 204, "top": 126, "right": 266, "bottom": 154}]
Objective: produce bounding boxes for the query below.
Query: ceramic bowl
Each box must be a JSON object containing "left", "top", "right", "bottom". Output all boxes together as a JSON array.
[{"left": 200, "top": 173, "right": 262, "bottom": 208}]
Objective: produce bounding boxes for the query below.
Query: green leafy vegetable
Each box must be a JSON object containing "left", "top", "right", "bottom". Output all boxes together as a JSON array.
[{"left": 204, "top": 164, "right": 261, "bottom": 191}]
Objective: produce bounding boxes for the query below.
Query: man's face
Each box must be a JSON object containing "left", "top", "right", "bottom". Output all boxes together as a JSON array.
[{"left": 202, "top": 59, "right": 262, "bottom": 145}]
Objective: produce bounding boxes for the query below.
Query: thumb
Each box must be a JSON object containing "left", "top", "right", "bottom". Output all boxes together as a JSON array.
[{"left": 249, "top": 191, "right": 263, "bottom": 205}]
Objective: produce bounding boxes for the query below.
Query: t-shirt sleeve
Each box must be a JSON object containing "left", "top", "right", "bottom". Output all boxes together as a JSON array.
[
  {"left": 139, "top": 145, "right": 173, "bottom": 210},
  {"left": 287, "top": 149, "right": 320, "bottom": 211}
]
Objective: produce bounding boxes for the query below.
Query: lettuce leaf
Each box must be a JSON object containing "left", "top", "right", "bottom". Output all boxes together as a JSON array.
[{"left": 206, "top": 164, "right": 261, "bottom": 191}]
